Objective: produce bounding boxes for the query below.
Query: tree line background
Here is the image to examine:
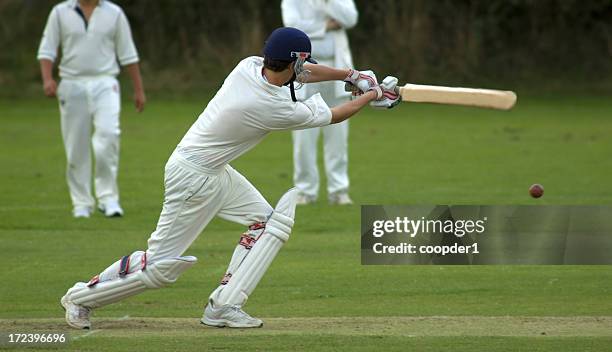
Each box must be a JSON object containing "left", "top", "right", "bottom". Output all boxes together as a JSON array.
[{"left": 1, "top": 0, "right": 611, "bottom": 98}]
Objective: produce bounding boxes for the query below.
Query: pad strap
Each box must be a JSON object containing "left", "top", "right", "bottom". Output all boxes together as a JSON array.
[
  {"left": 239, "top": 234, "right": 257, "bottom": 249},
  {"left": 119, "top": 255, "right": 130, "bottom": 277},
  {"left": 71, "top": 256, "right": 197, "bottom": 309}
]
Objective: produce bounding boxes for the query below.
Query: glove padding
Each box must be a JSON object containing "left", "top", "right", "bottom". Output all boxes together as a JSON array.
[
  {"left": 344, "top": 69, "right": 379, "bottom": 96},
  {"left": 370, "top": 76, "right": 401, "bottom": 109}
]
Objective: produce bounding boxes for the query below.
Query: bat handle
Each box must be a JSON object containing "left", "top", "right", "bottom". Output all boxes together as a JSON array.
[
  {"left": 345, "top": 81, "right": 400, "bottom": 94},
  {"left": 344, "top": 81, "right": 358, "bottom": 93}
]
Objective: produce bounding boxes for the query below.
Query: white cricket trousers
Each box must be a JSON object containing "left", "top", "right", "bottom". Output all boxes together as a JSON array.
[
  {"left": 57, "top": 76, "right": 121, "bottom": 209},
  {"left": 292, "top": 80, "right": 349, "bottom": 198},
  {"left": 144, "top": 151, "right": 272, "bottom": 261},
  {"left": 82, "top": 150, "right": 273, "bottom": 301}
]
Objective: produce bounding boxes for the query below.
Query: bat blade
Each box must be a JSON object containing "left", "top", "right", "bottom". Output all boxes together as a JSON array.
[{"left": 399, "top": 84, "right": 517, "bottom": 110}]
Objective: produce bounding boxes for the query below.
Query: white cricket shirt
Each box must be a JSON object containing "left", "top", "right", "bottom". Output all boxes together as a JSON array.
[
  {"left": 37, "top": 0, "right": 139, "bottom": 79},
  {"left": 177, "top": 56, "right": 333, "bottom": 171}
]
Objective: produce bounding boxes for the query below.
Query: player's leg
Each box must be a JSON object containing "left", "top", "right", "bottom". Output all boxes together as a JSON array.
[
  {"left": 209, "top": 166, "right": 273, "bottom": 298},
  {"left": 61, "top": 254, "right": 196, "bottom": 329},
  {"left": 321, "top": 84, "right": 352, "bottom": 205},
  {"left": 58, "top": 79, "right": 95, "bottom": 217},
  {"left": 292, "top": 83, "right": 322, "bottom": 204},
  {"left": 322, "top": 121, "right": 351, "bottom": 204},
  {"left": 292, "top": 128, "right": 320, "bottom": 204},
  {"left": 91, "top": 77, "right": 122, "bottom": 216},
  {"left": 203, "top": 167, "right": 298, "bottom": 328},
  {"left": 61, "top": 153, "right": 225, "bottom": 329}
]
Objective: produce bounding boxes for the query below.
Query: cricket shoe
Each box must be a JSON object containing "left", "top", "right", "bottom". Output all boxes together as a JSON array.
[
  {"left": 61, "top": 284, "right": 92, "bottom": 329},
  {"left": 329, "top": 192, "right": 353, "bottom": 205},
  {"left": 296, "top": 193, "right": 316, "bottom": 205},
  {"left": 98, "top": 200, "right": 124, "bottom": 217},
  {"left": 201, "top": 299, "right": 263, "bottom": 328},
  {"left": 73, "top": 206, "right": 92, "bottom": 218}
]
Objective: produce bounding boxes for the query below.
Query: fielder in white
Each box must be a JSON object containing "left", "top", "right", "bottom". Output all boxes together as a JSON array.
[
  {"left": 60, "top": 27, "right": 400, "bottom": 329},
  {"left": 282, "top": 0, "right": 358, "bottom": 205},
  {"left": 38, "top": 0, "right": 146, "bottom": 218}
]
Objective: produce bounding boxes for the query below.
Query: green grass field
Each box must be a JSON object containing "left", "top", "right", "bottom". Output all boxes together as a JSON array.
[{"left": 1, "top": 95, "right": 612, "bottom": 351}]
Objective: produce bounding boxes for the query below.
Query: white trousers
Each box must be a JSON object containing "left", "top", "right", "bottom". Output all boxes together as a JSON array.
[
  {"left": 57, "top": 76, "right": 121, "bottom": 209},
  {"left": 82, "top": 151, "right": 274, "bottom": 305},
  {"left": 292, "top": 80, "right": 349, "bottom": 198},
  {"left": 145, "top": 152, "right": 272, "bottom": 261}
]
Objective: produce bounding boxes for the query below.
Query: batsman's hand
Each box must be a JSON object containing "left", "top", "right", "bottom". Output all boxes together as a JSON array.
[
  {"left": 370, "top": 76, "right": 401, "bottom": 109},
  {"left": 344, "top": 69, "right": 378, "bottom": 95}
]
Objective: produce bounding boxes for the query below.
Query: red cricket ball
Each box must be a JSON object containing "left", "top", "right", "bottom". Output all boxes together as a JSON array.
[{"left": 529, "top": 184, "right": 544, "bottom": 198}]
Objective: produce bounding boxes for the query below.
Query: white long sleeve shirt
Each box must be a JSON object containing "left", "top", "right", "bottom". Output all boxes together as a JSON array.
[{"left": 37, "top": 0, "right": 139, "bottom": 79}]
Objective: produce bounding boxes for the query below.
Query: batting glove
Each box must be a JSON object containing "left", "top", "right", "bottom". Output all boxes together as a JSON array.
[
  {"left": 344, "top": 69, "right": 378, "bottom": 95},
  {"left": 370, "top": 76, "right": 401, "bottom": 109}
]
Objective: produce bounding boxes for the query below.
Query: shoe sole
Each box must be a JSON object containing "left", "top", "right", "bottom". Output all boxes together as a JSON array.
[
  {"left": 98, "top": 207, "right": 123, "bottom": 218},
  {"left": 60, "top": 295, "right": 90, "bottom": 330},
  {"left": 200, "top": 317, "right": 263, "bottom": 329}
]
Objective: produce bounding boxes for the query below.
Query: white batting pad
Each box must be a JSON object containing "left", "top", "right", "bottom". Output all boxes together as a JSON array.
[
  {"left": 98, "top": 251, "right": 146, "bottom": 283},
  {"left": 213, "top": 188, "right": 298, "bottom": 306},
  {"left": 70, "top": 256, "right": 197, "bottom": 308},
  {"left": 218, "top": 222, "right": 266, "bottom": 286}
]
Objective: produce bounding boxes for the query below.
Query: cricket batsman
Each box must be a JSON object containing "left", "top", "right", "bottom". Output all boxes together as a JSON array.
[{"left": 60, "top": 27, "right": 400, "bottom": 329}]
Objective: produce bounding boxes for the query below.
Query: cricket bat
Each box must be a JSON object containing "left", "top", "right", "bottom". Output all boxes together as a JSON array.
[
  {"left": 346, "top": 82, "right": 517, "bottom": 110},
  {"left": 397, "top": 84, "right": 517, "bottom": 110}
]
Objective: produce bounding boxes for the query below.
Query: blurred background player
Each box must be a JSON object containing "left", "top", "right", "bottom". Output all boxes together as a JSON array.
[
  {"left": 282, "top": 0, "right": 358, "bottom": 205},
  {"left": 37, "top": 0, "right": 146, "bottom": 218}
]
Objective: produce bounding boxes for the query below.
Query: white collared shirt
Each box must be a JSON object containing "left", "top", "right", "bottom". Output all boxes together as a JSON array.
[
  {"left": 37, "top": 0, "right": 139, "bottom": 79},
  {"left": 177, "top": 56, "right": 332, "bottom": 171},
  {"left": 281, "top": 0, "right": 358, "bottom": 59}
]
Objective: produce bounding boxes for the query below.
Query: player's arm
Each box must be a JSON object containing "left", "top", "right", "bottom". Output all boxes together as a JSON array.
[
  {"left": 38, "top": 7, "right": 60, "bottom": 97},
  {"left": 330, "top": 90, "right": 377, "bottom": 124},
  {"left": 39, "top": 59, "right": 56, "bottom": 97},
  {"left": 115, "top": 9, "right": 146, "bottom": 112},
  {"left": 303, "top": 64, "right": 378, "bottom": 97},
  {"left": 302, "top": 63, "right": 349, "bottom": 83},
  {"left": 325, "top": 0, "right": 358, "bottom": 29},
  {"left": 124, "top": 63, "right": 146, "bottom": 112}
]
